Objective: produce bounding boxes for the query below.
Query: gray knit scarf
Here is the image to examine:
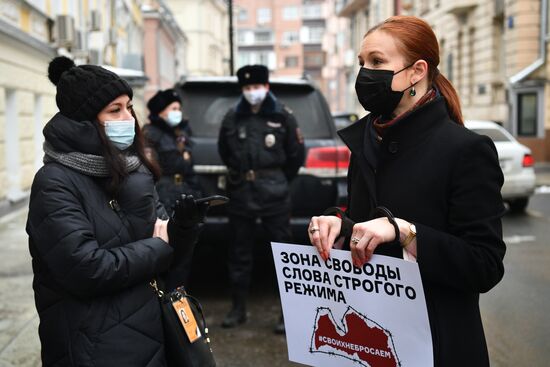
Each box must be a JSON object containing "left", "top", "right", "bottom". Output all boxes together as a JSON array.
[{"left": 43, "top": 142, "right": 141, "bottom": 177}]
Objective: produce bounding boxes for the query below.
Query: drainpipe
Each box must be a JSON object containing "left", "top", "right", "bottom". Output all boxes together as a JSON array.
[{"left": 509, "top": 0, "right": 548, "bottom": 84}]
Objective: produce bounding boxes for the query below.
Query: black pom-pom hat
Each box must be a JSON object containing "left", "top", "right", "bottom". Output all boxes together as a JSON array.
[{"left": 47, "top": 56, "right": 133, "bottom": 122}]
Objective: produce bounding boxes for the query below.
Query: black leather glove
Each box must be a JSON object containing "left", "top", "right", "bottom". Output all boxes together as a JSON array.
[{"left": 170, "top": 194, "right": 209, "bottom": 229}]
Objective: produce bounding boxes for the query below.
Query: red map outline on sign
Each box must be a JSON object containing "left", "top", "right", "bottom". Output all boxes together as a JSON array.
[{"left": 310, "top": 306, "right": 400, "bottom": 367}]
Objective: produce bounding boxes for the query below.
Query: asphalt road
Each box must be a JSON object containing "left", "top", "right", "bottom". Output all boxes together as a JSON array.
[{"left": 480, "top": 189, "right": 550, "bottom": 367}]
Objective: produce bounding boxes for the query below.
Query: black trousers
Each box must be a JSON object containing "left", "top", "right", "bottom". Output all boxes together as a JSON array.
[{"left": 227, "top": 211, "right": 292, "bottom": 298}]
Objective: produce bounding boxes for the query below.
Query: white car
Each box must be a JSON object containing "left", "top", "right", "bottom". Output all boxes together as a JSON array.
[{"left": 464, "top": 120, "right": 536, "bottom": 212}]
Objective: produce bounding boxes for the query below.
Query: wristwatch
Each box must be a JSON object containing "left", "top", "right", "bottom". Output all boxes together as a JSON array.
[{"left": 401, "top": 223, "right": 417, "bottom": 248}]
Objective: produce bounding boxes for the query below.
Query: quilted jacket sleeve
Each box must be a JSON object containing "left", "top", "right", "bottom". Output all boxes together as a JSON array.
[{"left": 26, "top": 164, "right": 174, "bottom": 299}]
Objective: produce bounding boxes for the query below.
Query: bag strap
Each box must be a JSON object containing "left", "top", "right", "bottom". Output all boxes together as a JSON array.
[{"left": 183, "top": 293, "right": 208, "bottom": 331}]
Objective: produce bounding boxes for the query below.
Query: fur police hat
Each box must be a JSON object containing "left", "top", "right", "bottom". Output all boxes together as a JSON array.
[
  {"left": 236, "top": 64, "right": 269, "bottom": 87},
  {"left": 47, "top": 56, "right": 133, "bottom": 122},
  {"left": 146, "top": 89, "right": 182, "bottom": 116}
]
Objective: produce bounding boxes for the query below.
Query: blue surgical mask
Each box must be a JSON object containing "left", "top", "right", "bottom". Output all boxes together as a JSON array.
[
  {"left": 104, "top": 118, "right": 135, "bottom": 150},
  {"left": 166, "top": 110, "right": 182, "bottom": 127}
]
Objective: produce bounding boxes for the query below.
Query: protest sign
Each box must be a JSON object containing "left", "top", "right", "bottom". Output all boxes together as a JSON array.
[{"left": 271, "top": 242, "right": 432, "bottom": 367}]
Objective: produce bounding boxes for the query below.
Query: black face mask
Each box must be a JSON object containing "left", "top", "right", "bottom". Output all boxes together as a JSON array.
[{"left": 355, "top": 64, "right": 416, "bottom": 117}]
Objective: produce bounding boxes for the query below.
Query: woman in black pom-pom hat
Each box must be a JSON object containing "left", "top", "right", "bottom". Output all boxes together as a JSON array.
[{"left": 26, "top": 56, "right": 209, "bottom": 366}]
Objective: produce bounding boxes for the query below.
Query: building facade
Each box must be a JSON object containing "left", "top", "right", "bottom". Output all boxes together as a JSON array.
[
  {"left": 166, "top": 0, "right": 230, "bottom": 76},
  {"left": 142, "top": 0, "right": 188, "bottom": 104},
  {"left": 337, "top": 0, "right": 400, "bottom": 114},
  {"left": 0, "top": 0, "right": 176, "bottom": 215},
  {"left": 234, "top": 0, "right": 352, "bottom": 113},
  {"left": 403, "top": 0, "right": 549, "bottom": 161},
  {"left": 0, "top": 0, "right": 56, "bottom": 213},
  {"left": 338, "top": 0, "right": 550, "bottom": 161}
]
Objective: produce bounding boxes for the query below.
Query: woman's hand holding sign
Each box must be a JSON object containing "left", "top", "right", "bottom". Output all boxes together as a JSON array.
[
  {"left": 308, "top": 215, "right": 342, "bottom": 261},
  {"left": 309, "top": 216, "right": 417, "bottom": 266},
  {"left": 349, "top": 218, "right": 399, "bottom": 267}
]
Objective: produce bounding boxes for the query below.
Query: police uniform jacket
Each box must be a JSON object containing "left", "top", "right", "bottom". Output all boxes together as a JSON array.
[
  {"left": 26, "top": 113, "right": 199, "bottom": 366},
  {"left": 218, "top": 92, "right": 305, "bottom": 215},
  {"left": 143, "top": 116, "right": 199, "bottom": 209},
  {"left": 337, "top": 95, "right": 506, "bottom": 367}
]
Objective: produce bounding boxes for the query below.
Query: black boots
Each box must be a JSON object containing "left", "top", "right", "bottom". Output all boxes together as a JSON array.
[{"left": 221, "top": 295, "right": 247, "bottom": 328}]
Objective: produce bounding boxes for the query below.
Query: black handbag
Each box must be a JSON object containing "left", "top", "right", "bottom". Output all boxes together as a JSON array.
[{"left": 151, "top": 280, "right": 216, "bottom": 367}]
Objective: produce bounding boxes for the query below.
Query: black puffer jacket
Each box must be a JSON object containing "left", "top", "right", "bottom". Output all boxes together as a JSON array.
[{"left": 26, "top": 113, "right": 197, "bottom": 366}]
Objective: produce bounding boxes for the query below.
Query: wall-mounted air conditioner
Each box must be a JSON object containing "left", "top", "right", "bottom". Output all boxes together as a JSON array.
[
  {"left": 55, "top": 15, "right": 75, "bottom": 47},
  {"left": 73, "top": 30, "right": 84, "bottom": 51},
  {"left": 108, "top": 28, "right": 118, "bottom": 45},
  {"left": 89, "top": 49, "right": 101, "bottom": 65},
  {"left": 90, "top": 10, "right": 102, "bottom": 31}
]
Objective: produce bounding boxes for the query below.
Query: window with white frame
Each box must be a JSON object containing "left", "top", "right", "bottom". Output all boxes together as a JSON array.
[
  {"left": 517, "top": 92, "right": 538, "bottom": 136},
  {"left": 237, "top": 30, "right": 255, "bottom": 45},
  {"left": 285, "top": 56, "right": 299, "bottom": 68},
  {"left": 257, "top": 8, "right": 271, "bottom": 24},
  {"left": 238, "top": 8, "right": 248, "bottom": 22},
  {"left": 302, "top": 4, "right": 322, "bottom": 19},
  {"left": 237, "top": 51, "right": 276, "bottom": 70},
  {"left": 282, "top": 6, "right": 299, "bottom": 20},
  {"left": 282, "top": 31, "right": 299, "bottom": 45},
  {"left": 255, "top": 30, "right": 273, "bottom": 44},
  {"left": 304, "top": 52, "right": 324, "bottom": 67},
  {"left": 302, "top": 26, "right": 324, "bottom": 43}
]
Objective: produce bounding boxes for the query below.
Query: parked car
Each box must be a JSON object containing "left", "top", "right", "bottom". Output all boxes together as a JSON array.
[
  {"left": 176, "top": 76, "right": 349, "bottom": 245},
  {"left": 464, "top": 120, "right": 536, "bottom": 212},
  {"left": 332, "top": 112, "right": 359, "bottom": 130}
]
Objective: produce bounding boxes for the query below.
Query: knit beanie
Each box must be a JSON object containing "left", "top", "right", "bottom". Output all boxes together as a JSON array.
[
  {"left": 47, "top": 56, "right": 133, "bottom": 122},
  {"left": 237, "top": 64, "right": 269, "bottom": 87},
  {"left": 147, "top": 89, "right": 182, "bottom": 117}
]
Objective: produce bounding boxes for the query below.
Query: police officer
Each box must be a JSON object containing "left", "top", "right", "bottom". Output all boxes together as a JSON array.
[
  {"left": 143, "top": 89, "right": 201, "bottom": 212},
  {"left": 218, "top": 65, "right": 305, "bottom": 333}
]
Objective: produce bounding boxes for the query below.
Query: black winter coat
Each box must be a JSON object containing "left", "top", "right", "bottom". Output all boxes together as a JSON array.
[
  {"left": 218, "top": 92, "right": 305, "bottom": 215},
  {"left": 26, "top": 113, "right": 198, "bottom": 366},
  {"left": 338, "top": 96, "right": 506, "bottom": 367}
]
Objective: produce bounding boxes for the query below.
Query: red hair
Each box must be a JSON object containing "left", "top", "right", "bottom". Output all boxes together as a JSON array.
[{"left": 366, "top": 16, "right": 463, "bottom": 125}]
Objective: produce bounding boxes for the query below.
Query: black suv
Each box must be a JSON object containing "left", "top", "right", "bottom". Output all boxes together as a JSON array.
[{"left": 177, "top": 76, "right": 349, "bottom": 245}]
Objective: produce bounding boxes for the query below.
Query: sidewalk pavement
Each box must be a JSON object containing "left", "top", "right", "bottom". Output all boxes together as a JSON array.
[
  {"left": 0, "top": 209, "right": 40, "bottom": 367},
  {"left": 535, "top": 162, "right": 550, "bottom": 187}
]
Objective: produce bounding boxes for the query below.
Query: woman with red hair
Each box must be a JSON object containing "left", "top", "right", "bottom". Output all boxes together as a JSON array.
[{"left": 309, "top": 16, "right": 505, "bottom": 366}]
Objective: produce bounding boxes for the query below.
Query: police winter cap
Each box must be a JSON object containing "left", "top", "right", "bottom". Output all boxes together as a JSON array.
[
  {"left": 237, "top": 64, "right": 269, "bottom": 87},
  {"left": 147, "top": 89, "right": 182, "bottom": 116},
  {"left": 48, "top": 56, "right": 133, "bottom": 122}
]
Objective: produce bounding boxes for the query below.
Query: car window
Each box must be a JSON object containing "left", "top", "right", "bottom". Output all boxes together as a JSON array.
[
  {"left": 470, "top": 128, "right": 512, "bottom": 142},
  {"left": 179, "top": 83, "right": 333, "bottom": 139},
  {"left": 333, "top": 114, "right": 359, "bottom": 129}
]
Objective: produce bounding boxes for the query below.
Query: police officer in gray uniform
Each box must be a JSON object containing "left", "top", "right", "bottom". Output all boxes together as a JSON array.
[{"left": 218, "top": 65, "right": 305, "bottom": 333}]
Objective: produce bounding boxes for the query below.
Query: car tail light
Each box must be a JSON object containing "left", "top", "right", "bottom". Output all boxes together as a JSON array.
[
  {"left": 305, "top": 146, "right": 350, "bottom": 169},
  {"left": 522, "top": 154, "right": 534, "bottom": 167}
]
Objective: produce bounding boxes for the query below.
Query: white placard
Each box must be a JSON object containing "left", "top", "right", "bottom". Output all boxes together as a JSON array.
[{"left": 271, "top": 242, "right": 433, "bottom": 367}]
